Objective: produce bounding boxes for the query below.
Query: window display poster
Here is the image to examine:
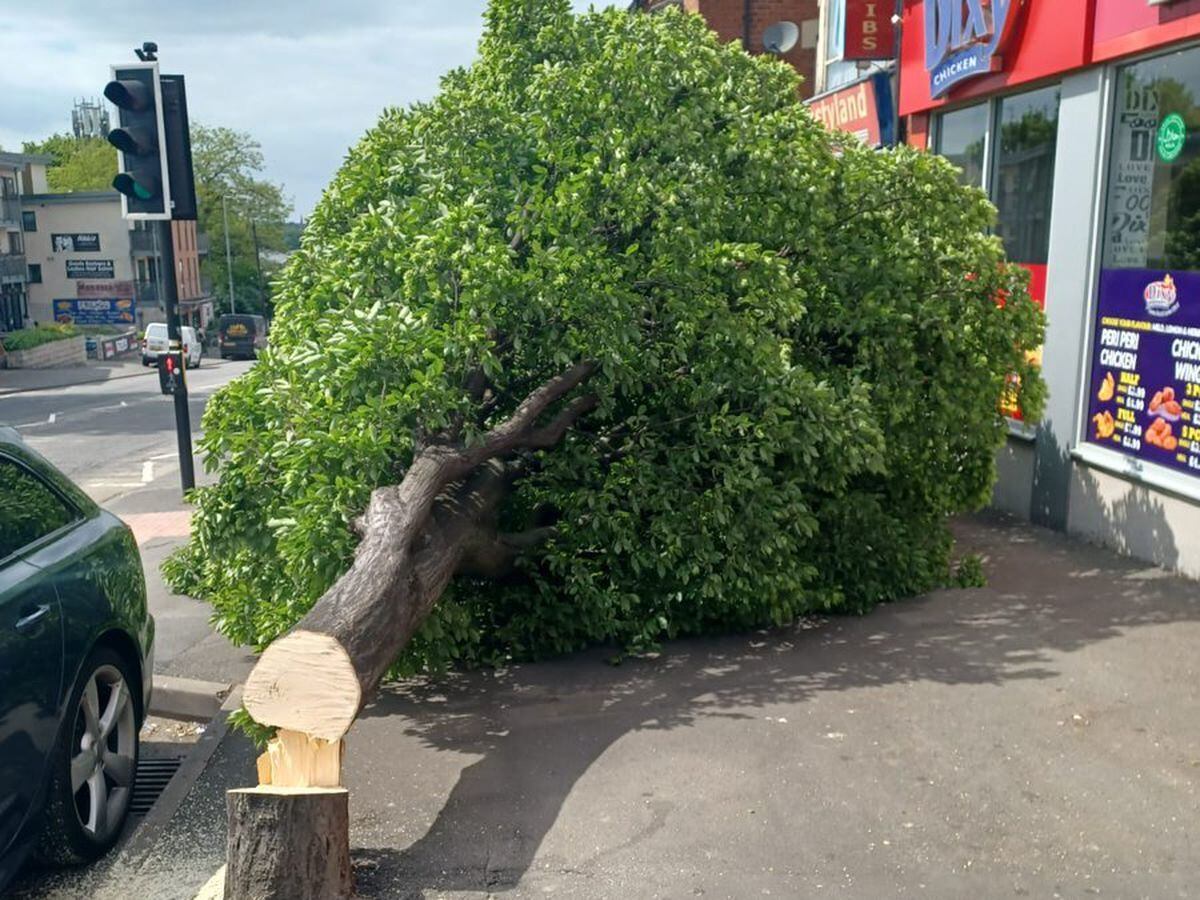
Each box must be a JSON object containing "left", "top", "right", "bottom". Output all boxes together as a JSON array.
[
  {"left": 1085, "top": 268, "right": 1200, "bottom": 478},
  {"left": 1103, "top": 80, "right": 1158, "bottom": 269}
]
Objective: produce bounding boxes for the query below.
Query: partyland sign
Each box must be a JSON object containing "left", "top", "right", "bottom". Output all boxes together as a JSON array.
[{"left": 924, "top": 0, "right": 1023, "bottom": 98}]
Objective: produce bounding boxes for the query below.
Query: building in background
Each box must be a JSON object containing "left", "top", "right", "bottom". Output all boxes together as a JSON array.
[
  {"left": 71, "top": 98, "right": 110, "bottom": 140},
  {"left": 805, "top": 0, "right": 897, "bottom": 148},
  {"left": 21, "top": 183, "right": 213, "bottom": 333},
  {"left": 629, "top": 0, "right": 821, "bottom": 98},
  {"left": 887, "top": 0, "right": 1200, "bottom": 578},
  {"left": 0, "top": 152, "right": 52, "bottom": 333}
]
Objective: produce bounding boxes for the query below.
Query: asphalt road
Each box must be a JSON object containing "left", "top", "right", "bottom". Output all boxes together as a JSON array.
[{"left": 0, "top": 357, "right": 253, "bottom": 505}]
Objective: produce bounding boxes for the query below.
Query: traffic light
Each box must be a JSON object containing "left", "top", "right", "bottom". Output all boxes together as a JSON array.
[{"left": 105, "top": 63, "right": 171, "bottom": 218}]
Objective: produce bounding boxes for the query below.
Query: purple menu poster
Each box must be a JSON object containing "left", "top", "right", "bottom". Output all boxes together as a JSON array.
[{"left": 1085, "top": 268, "right": 1200, "bottom": 478}]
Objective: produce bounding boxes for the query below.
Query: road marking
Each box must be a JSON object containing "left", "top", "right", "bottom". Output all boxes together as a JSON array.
[
  {"left": 142, "top": 460, "right": 155, "bottom": 483},
  {"left": 149, "top": 451, "right": 179, "bottom": 461},
  {"left": 121, "top": 401, "right": 128, "bottom": 407},
  {"left": 47, "top": 413, "right": 56, "bottom": 424}
]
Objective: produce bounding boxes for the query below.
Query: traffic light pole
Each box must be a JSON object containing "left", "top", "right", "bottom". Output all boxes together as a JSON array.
[{"left": 159, "top": 218, "right": 196, "bottom": 492}]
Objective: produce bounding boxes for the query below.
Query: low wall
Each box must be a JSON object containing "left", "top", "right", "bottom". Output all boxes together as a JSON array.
[
  {"left": 4, "top": 334, "right": 87, "bottom": 369},
  {"left": 89, "top": 330, "right": 139, "bottom": 361}
]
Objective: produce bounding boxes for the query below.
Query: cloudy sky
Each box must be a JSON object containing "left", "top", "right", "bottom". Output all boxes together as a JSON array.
[{"left": 0, "top": 1, "right": 613, "bottom": 218}]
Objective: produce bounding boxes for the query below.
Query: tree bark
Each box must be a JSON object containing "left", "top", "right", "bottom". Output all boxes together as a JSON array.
[
  {"left": 242, "top": 361, "right": 598, "bottom": 743},
  {"left": 225, "top": 787, "right": 352, "bottom": 900}
]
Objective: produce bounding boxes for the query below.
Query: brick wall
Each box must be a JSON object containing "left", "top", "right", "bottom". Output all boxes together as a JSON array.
[{"left": 693, "top": 0, "right": 821, "bottom": 98}]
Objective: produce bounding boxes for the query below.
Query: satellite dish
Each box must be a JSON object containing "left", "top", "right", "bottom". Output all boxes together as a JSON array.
[{"left": 762, "top": 20, "right": 799, "bottom": 54}]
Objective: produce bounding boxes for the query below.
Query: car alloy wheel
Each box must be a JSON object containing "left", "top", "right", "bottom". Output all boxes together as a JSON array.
[{"left": 69, "top": 664, "right": 135, "bottom": 843}]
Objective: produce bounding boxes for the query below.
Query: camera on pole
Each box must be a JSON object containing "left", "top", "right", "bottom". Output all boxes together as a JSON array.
[{"left": 105, "top": 46, "right": 198, "bottom": 492}]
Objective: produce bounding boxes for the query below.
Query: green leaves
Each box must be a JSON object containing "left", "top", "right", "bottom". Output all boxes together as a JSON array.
[{"left": 165, "top": 0, "right": 1044, "bottom": 674}]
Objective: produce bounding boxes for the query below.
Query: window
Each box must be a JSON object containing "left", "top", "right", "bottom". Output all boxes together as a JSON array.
[
  {"left": 7, "top": 231, "right": 22, "bottom": 255},
  {"left": 27, "top": 264, "right": 41, "bottom": 284},
  {"left": 992, "top": 85, "right": 1060, "bottom": 265},
  {"left": 21, "top": 210, "right": 35, "bottom": 232},
  {"left": 0, "top": 176, "right": 14, "bottom": 200},
  {"left": 1102, "top": 47, "right": 1200, "bottom": 271},
  {"left": 935, "top": 102, "right": 989, "bottom": 188},
  {"left": 0, "top": 458, "right": 76, "bottom": 560},
  {"left": 823, "top": 0, "right": 859, "bottom": 91},
  {"left": 1083, "top": 45, "right": 1200, "bottom": 482}
]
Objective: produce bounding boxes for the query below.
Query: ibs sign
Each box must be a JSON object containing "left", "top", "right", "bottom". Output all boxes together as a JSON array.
[{"left": 924, "top": 0, "right": 1025, "bottom": 98}]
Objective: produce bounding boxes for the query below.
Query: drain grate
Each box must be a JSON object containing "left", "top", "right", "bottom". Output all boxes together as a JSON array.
[{"left": 130, "top": 755, "right": 184, "bottom": 816}]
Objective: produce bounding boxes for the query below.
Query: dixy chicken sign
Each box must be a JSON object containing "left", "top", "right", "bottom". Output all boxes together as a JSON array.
[{"left": 924, "top": 0, "right": 1026, "bottom": 98}]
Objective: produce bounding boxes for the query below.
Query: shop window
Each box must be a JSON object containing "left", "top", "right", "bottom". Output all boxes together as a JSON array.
[
  {"left": 992, "top": 86, "right": 1060, "bottom": 265},
  {"left": 934, "top": 102, "right": 988, "bottom": 188},
  {"left": 21, "top": 210, "right": 36, "bottom": 232},
  {"left": 1083, "top": 45, "right": 1200, "bottom": 484},
  {"left": 1102, "top": 47, "right": 1200, "bottom": 271}
]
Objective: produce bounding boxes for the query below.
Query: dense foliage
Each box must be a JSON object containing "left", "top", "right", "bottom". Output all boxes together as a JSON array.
[
  {"left": 165, "top": 0, "right": 1044, "bottom": 674},
  {"left": 2, "top": 324, "right": 81, "bottom": 352},
  {"left": 22, "top": 134, "right": 116, "bottom": 192},
  {"left": 191, "top": 124, "right": 292, "bottom": 317}
]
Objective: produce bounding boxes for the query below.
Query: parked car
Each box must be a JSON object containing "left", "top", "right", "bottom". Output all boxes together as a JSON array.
[
  {"left": 0, "top": 426, "right": 154, "bottom": 892},
  {"left": 217, "top": 314, "right": 267, "bottom": 360},
  {"left": 140, "top": 323, "right": 202, "bottom": 369}
]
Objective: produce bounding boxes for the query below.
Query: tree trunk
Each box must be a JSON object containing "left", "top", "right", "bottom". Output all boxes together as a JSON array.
[
  {"left": 225, "top": 787, "right": 352, "bottom": 900},
  {"left": 230, "top": 362, "right": 597, "bottom": 900},
  {"left": 242, "top": 360, "right": 598, "bottom": 744}
]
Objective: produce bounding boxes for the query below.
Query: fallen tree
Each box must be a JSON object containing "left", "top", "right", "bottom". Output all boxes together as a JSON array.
[{"left": 168, "top": 0, "right": 1044, "bottom": 863}]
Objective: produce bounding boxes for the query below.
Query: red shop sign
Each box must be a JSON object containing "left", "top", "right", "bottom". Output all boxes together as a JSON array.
[{"left": 845, "top": 0, "right": 896, "bottom": 60}]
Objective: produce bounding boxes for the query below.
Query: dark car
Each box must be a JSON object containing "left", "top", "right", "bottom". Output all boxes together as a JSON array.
[
  {"left": 217, "top": 314, "right": 268, "bottom": 360},
  {"left": 0, "top": 427, "right": 154, "bottom": 891}
]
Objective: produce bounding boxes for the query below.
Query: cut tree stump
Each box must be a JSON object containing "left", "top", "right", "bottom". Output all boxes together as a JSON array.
[{"left": 225, "top": 787, "right": 352, "bottom": 900}]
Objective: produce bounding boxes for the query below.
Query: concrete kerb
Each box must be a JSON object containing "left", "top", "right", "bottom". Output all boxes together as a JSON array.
[
  {"left": 150, "top": 675, "right": 233, "bottom": 722},
  {"left": 121, "top": 686, "right": 244, "bottom": 870}
]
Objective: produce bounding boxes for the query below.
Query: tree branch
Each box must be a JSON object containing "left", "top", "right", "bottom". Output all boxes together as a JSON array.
[{"left": 465, "top": 360, "right": 599, "bottom": 465}]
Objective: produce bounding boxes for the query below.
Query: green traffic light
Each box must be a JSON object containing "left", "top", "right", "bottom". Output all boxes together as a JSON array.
[{"left": 113, "top": 172, "right": 160, "bottom": 202}]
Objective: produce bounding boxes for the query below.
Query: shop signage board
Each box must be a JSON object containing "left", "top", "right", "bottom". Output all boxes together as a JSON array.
[
  {"left": 1085, "top": 269, "right": 1200, "bottom": 478},
  {"left": 844, "top": 1, "right": 895, "bottom": 60},
  {"left": 806, "top": 72, "right": 896, "bottom": 146},
  {"left": 77, "top": 279, "right": 135, "bottom": 299},
  {"left": 65, "top": 259, "right": 114, "bottom": 279},
  {"left": 53, "top": 297, "right": 136, "bottom": 326},
  {"left": 899, "top": 0, "right": 1089, "bottom": 116},
  {"left": 1092, "top": 0, "right": 1200, "bottom": 63},
  {"left": 51, "top": 233, "right": 100, "bottom": 253},
  {"left": 924, "top": 0, "right": 1024, "bottom": 97}
]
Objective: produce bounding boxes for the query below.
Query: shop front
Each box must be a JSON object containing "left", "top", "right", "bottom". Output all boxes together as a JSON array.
[{"left": 899, "top": 0, "right": 1200, "bottom": 577}]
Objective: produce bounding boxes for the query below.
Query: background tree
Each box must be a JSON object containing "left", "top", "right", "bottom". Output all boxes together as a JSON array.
[
  {"left": 191, "top": 124, "right": 292, "bottom": 317},
  {"left": 21, "top": 134, "right": 116, "bottom": 192},
  {"left": 165, "top": 0, "right": 1044, "bottom": 736}
]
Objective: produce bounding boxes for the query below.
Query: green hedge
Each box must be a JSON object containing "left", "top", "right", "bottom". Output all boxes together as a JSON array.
[{"left": 1, "top": 324, "right": 82, "bottom": 352}]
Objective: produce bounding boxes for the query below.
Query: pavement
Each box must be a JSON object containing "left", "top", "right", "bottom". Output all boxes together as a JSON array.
[
  {"left": 9, "top": 510, "right": 1200, "bottom": 899},
  {"left": 0, "top": 356, "right": 154, "bottom": 396}
]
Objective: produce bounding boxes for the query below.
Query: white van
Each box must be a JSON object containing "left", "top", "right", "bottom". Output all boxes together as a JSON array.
[{"left": 141, "top": 323, "right": 202, "bottom": 368}]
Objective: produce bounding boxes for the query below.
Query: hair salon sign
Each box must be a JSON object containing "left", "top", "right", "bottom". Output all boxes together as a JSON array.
[{"left": 924, "top": 0, "right": 1025, "bottom": 98}]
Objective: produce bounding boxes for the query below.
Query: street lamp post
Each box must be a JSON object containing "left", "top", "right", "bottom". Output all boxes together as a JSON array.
[{"left": 222, "top": 192, "right": 236, "bottom": 314}]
